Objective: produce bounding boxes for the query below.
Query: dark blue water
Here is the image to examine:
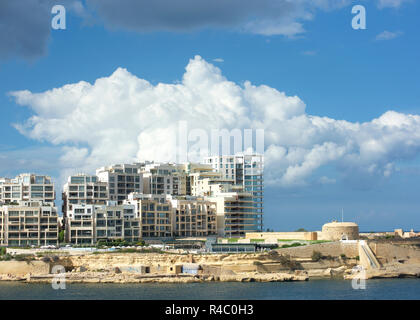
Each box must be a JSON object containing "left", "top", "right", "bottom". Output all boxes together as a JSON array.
[{"left": 0, "top": 279, "right": 419, "bottom": 299}]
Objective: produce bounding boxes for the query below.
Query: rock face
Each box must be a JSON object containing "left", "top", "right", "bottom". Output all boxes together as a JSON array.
[
  {"left": 344, "top": 263, "right": 420, "bottom": 280},
  {"left": 4, "top": 241, "right": 419, "bottom": 284},
  {"left": 0, "top": 251, "right": 312, "bottom": 283},
  {"left": 20, "top": 271, "right": 308, "bottom": 284}
]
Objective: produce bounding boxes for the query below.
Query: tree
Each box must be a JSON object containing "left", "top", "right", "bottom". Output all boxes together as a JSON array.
[{"left": 58, "top": 230, "right": 65, "bottom": 243}]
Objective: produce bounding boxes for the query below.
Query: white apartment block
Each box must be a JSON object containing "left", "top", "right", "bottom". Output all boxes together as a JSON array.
[
  {"left": 125, "top": 193, "right": 173, "bottom": 238},
  {"left": 0, "top": 173, "right": 55, "bottom": 206},
  {"left": 96, "top": 164, "right": 144, "bottom": 204},
  {"left": 168, "top": 196, "right": 217, "bottom": 237},
  {"left": 189, "top": 171, "right": 234, "bottom": 197},
  {"left": 66, "top": 202, "right": 139, "bottom": 245},
  {"left": 125, "top": 193, "right": 217, "bottom": 238},
  {"left": 204, "top": 154, "right": 264, "bottom": 232},
  {"left": 62, "top": 174, "right": 108, "bottom": 220},
  {"left": 0, "top": 200, "right": 59, "bottom": 247},
  {"left": 141, "top": 163, "right": 187, "bottom": 196},
  {"left": 206, "top": 186, "right": 256, "bottom": 238}
]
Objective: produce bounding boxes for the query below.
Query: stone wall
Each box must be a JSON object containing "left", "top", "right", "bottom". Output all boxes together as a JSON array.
[
  {"left": 0, "top": 261, "right": 50, "bottom": 276},
  {"left": 373, "top": 243, "right": 420, "bottom": 263},
  {"left": 245, "top": 232, "right": 317, "bottom": 241},
  {"left": 277, "top": 241, "right": 359, "bottom": 258}
]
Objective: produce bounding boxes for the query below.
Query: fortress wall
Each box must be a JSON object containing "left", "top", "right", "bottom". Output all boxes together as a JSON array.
[
  {"left": 373, "top": 243, "right": 420, "bottom": 263},
  {"left": 0, "top": 261, "right": 50, "bottom": 276},
  {"left": 277, "top": 242, "right": 359, "bottom": 258},
  {"left": 245, "top": 232, "right": 317, "bottom": 241}
]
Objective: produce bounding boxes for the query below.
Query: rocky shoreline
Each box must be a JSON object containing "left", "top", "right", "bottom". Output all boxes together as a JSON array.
[
  {"left": 0, "top": 271, "right": 309, "bottom": 284},
  {"left": 2, "top": 241, "right": 420, "bottom": 284}
]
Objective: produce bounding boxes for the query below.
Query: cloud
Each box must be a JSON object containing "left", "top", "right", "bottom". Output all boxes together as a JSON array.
[
  {"left": 212, "top": 58, "right": 224, "bottom": 63},
  {"left": 0, "top": 1, "right": 52, "bottom": 60},
  {"left": 377, "top": 0, "right": 410, "bottom": 8},
  {"left": 9, "top": 56, "right": 420, "bottom": 187},
  {"left": 0, "top": 0, "right": 89, "bottom": 61},
  {"left": 301, "top": 50, "right": 317, "bottom": 56},
  {"left": 375, "top": 30, "right": 403, "bottom": 40},
  {"left": 85, "top": 0, "right": 350, "bottom": 37}
]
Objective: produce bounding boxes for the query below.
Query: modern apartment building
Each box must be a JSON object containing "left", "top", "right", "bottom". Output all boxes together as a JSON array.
[
  {"left": 189, "top": 172, "right": 234, "bottom": 197},
  {"left": 0, "top": 200, "right": 59, "bottom": 246},
  {"left": 62, "top": 174, "right": 108, "bottom": 220},
  {"left": 204, "top": 154, "right": 264, "bottom": 232},
  {"left": 0, "top": 173, "right": 55, "bottom": 205},
  {"left": 125, "top": 193, "right": 173, "bottom": 238},
  {"left": 141, "top": 163, "right": 187, "bottom": 196},
  {"left": 169, "top": 196, "right": 217, "bottom": 237},
  {"left": 96, "top": 163, "right": 144, "bottom": 204},
  {"left": 66, "top": 202, "right": 138, "bottom": 244},
  {"left": 206, "top": 186, "right": 257, "bottom": 237},
  {"left": 95, "top": 203, "right": 140, "bottom": 243}
]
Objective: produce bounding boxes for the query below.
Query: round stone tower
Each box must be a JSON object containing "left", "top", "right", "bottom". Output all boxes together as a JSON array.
[{"left": 321, "top": 221, "right": 359, "bottom": 241}]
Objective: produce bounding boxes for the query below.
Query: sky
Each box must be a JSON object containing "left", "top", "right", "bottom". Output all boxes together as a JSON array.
[{"left": 0, "top": 0, "right": 419, "bottom": 232}]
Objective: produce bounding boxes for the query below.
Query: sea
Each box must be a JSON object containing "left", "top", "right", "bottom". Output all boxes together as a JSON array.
[{"left": 0, "top": 279, "right": 419, "bottom": 300}]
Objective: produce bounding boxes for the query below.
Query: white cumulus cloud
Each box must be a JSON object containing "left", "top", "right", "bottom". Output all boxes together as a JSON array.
[
  {"left": 375, "top": 30, "right": 403, "bottom": 40},
  {"left": 9, "top": 56, "right": 420, "bottom": 187}
]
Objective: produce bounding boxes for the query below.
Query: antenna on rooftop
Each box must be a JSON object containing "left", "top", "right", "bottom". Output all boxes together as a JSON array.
[{"left": 341, "top": 208, "right": 344, "bottom": 222}]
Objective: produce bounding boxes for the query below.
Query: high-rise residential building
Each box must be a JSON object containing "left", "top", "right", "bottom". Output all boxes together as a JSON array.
[
  {"left": 204, "top": 153, "right": 264, "bottom": 232},
  {"left": 206, "top": 185, "right": 256, "bottom": 238},
  {"left": 0, "top": 173, "right": 55, "bottom": 205},
  {"left": 95, "top": 203, "right": 140, "bottom": 243},
  {"left": 125, "top": 193, "right": 173, "bottom": 238},
  {"left": 96, "top": 164, "right": 144, "bottom": 204},
  {"left": 141, "top": 163, "right": 187, "bottom": 195},
  {"left": 62, "top": 174, "right": 108, "bottom": 220},
  {"left": 66, "top": 202, "right": 138, "bottom": 245},
  {"left": 168, "top": 196, "right": 217, "bottom": 237},
  {"left": 0, "top": 200, "right": 59, "bottom": 247}
]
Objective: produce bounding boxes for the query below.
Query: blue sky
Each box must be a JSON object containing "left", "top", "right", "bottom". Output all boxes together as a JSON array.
[{"left": 1, "top": 0, "right": 420, "bottom": 231}]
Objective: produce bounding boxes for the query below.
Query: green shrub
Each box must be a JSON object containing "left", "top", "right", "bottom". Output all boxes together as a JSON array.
[
  {"left": 0, "top": 247, "right": 6, "bottom": 256},
  {"left": 278, "top": 254, "right": 302, "bottom": 270},
  {"left": 0, "top": 253, "right": 12, "bottom": 261},
  {"left": 281, "top": 242, "right": 305, "bottom": 249},
  {"left": 312, "top": 251, "right": 323, "bottom": 262},
  {"left": 58, "top": 230, "right": 65, "bottom": 242},
  {"left": 13, "top": 254, "right": 35, "bottom": 262}
]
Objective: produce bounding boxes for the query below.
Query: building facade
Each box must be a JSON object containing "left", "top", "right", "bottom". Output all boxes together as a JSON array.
[
  {"left": 204, "top": 154, "right": 263, "bottom": 233},
  {"left": 62, "top": 174, "right": 108, "bottom": 220},
  {"left": 0, "top": 200, "right": 59, "bottom": 246},
  {"left": 0, "top": 174, "right": 55, "bottom": 205},
  {"left": 66, "top": 202, "right": 139, "bottom": 244},
  {"left": 96, "top": 164, "right": 144, "bottom": 204},
  {"left": 142, "top": 163, "right": 187, "bottom": 196},
  {"left": 125, "top": 193, "right": 173, "bottom": 238},
  {"left": 169, "top": 196, "right": 217, "bottom": 237}
]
